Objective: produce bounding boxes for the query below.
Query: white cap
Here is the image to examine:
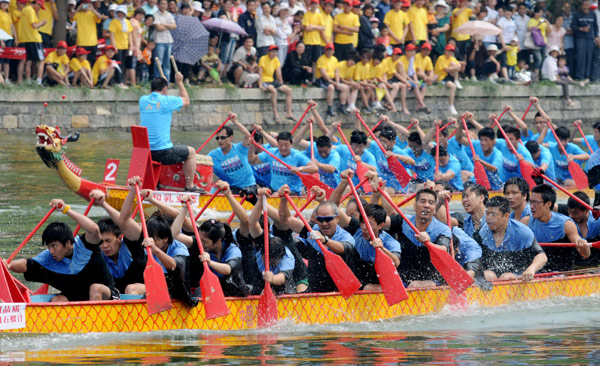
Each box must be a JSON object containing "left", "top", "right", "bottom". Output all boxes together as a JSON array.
[
  {"left": 116, "top": 4, "right": 127, "bottom": 14},
  {"left": 0, "top": 0, "right": 11, "bottom": 3},
  {"left": 68, "top": 0, "right": 76, "bottom": 5},
  {"left": 192, "top": 1, "right": 204, "bottom": 12},
  {"left": 108, "top": 3, "right": 118, "bottom": 11},
  {"left": 275, "top": 2, "right": 289, "bottom": 15},
  {"left": 549, "top": 45, "right": 560, "bottom": 53},
  {"left": 433, "top": 0, "right": 449, "bottom": 11},
  {"left": 486, "top": 44, "right": 498, "bottom": 52}
]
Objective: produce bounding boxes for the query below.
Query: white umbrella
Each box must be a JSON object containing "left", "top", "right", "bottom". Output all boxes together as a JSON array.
[
  {"left": 454, "top": 20, "right": 501, "bottom": 37},
  {"left": 0, "top": 29, "right": 13, "bottom": 41}
]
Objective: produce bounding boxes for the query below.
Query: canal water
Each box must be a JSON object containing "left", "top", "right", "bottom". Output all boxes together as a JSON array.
[{"left": 0, "top": 130, "right": 599, "bottom": 364}]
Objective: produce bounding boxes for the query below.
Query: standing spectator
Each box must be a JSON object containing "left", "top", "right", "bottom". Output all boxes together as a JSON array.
[
  {"left": 37, "top": 0, "right": 57, "bottom": 48},
  {"left": 571, "top": 0, "right": 599, "bottom": 81},
  {"left": 282, "top": 41, "right": 313, "bottom": 85},
  {"left": 561, "top": 2, "right": 575, "bottom": 77},
  {"left": 44, "top": 40, "right": 70, "bottom": 86},
  {"left": 0, "top": 0, "right": 16, "bottom": 84},
  {"left": 153, "top": 0, "right": 176, "bottom": 81},
  {"left": 238, "top": 0, "right": 256, "bottom": 45},
  {"left": 527, "top": 5, "right": 548, "bottom": 75},
  {"left": 591, "top": 2, "right": 600, "bottom": 82},
  {"left": 497, "top": 5, "right": 516, "bottom": 51},
  {"left": 258, "top": 44, "right": 296, "bottom": 123},
  {"left": 358, "top": 4, "right": 375, "bottom": 51},
  {"left": 256, "top": 1, "right": 277, "bottom": 57},
  {"left": 315, "top": 43, "right": 350, "bottom": 116},
  {"left": 547, "top": 15, "right": 566, "bottom": 55},
  {"left": 482, "top": 0, "right": 499, "bottom": 48},
  {"left": 375, "top": 0, "right": 390, "bottom": 24},
  {"left": 514, "top": 2, "right": 530, "bottom": 60},
  {"left": 433, "top": 44, "right": 462, "bottom": 115},
  {"left": 322, "top": 0, "right": 335, "bottom": 46},
  {"left": 74, "top": 0, "right": 102, "bottom": 66},
  {"left": 430, "top": 0, "right": 450, "bottom": 58},
  {"left": 541, "top": 45, "right": 575, "bottom": 106},
  {"left": 384, "top": 0, "right": 410, "bottom": 49},
  {"left": 16, "top": 0, "right": 46, "bottom": 85},
  {"left": 288, "top": 0, "right": 306, "bottom": 17},
  {"left": 109, "top": 5, "right": 133, "bottom": 88},
  {"left": 130, "top": 8, "right": 145, "bottom": 83},
  {"left": 142, "top": 0, "right": 158, "bottom": 15},
  {"left": 406, "top": 0, "right": 428, "bottom": 44},
  {"left": 450, "top": 0, "right": 477, "bottom": 60},
  {"left": 333, "top": 0, "right": 359, "bottom": 60},
  {"left": 303, "top": 0, "right": 325, "bottom": 73},
  {"left": 102, "top": 3, "right": 117, "bottom": 44},
  {"left": 218, "top": 0, "right": 237, "bottom": 76},
  {"left": 201, "top": 0, "right": 216, "bottom": 20},
  {"left": 274, "top": 3, "right": 292, "bottom": 66}
]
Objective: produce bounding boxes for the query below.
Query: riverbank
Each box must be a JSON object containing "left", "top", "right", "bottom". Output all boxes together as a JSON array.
[{"left": 0, "top": 82, "right": 597, "bottom": 131}]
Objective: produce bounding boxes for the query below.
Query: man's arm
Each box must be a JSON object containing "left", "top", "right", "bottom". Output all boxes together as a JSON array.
[
  {"left": 52, "top": 198, "right": 101, "bottom": 244},
  {"left": 277, "top": 185, "right": 305, "bottom": 233},
  {"left": 174, "top": 71, "right": 190, "bottom": 107},
  {"left": 564, "top": 220, "right": 591, "bottom": 259}
]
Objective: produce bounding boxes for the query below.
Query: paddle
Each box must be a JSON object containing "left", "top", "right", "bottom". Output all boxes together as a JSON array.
[
  {"left": 574, "top": 122, "right": 594, "bottom": 153},
  {"left": 370, "top": 117, "right": 387, "bottom": 132},
  {"left": 356, "top": 111, "right": 411, "bottom": 187},
  {"left": 461, "top": 116, "right": 491, "bottom": 189},
  {"left": 438, "top": 119, "right": 454, "bottom": 133},
  {"left": 284, "top": 192, "right": 361, "bottom": 298},
  {"left": 194, "top": 187, "right": 224, "bottom": 221},
  {"left": 545, "top": 121, "right": 588, "bottom": 190},
  {"left": 445, "top": 198, "right": 454, "bottom": 258},
  {"left": 345, "top": 176, "right": 408, "bottom": 305},
  {"left": 72, "top": 198, "right": 95, "bottom": 236},
  {"left": 308, "top": 118, "right": 321, "bottom": 181},
  {"left": 522, "top": 99, "right": 535, "bottom": 121},
  {"left": 251, "top": 140, "right": 334, "bottom": 198},
  {"left": 184, "top": 201, "right": 230, "bottom": 319},
  {"left": 339, "top": 177, "right": 369, "bottom": 202},
  {"left": 533, "top": 171, "right": 593, "bottom": 211},
  {"left": 396, "top": 192, "right": 417, "bottom": 208},
  {"left": 336, "top": 125, "right": 372, "bottom": 194},
  {"left": 497, "top": 106, "right": 509, "bottom": 122},
  {"left": 257, "top": 194, "right": 278, "bottom": 327},
  {"left": 7, "top": 207, "right": 57, "bottom": 263},
  {"left": 290, "top": 102, "right": 313, "bottom": 135},
  {"left": 540, "top": 241, "right": 600, "bottom": 249},
  {"left": 435, "top": 123, "right": 440, "bottom": 175},
  {"left": 227, "top": 196, "right": 246, "bottom": 224},
  {"left": 154, "top": 57, "right": 167, "bottom": 79},
  {"left": 493, "top": 118, "right": 536, "bottom": 189},
  {"left": 134, "top": 183, "right": 172, "bottom": 315},
  {"left": 377, "top": 188, "right": 474, "bottom": 293},
  {"left": 196, "top": 115, "right": 232, "bottom": 154},
  {"left": 293, "top": 191, "right": 315, "bottom": 217}
]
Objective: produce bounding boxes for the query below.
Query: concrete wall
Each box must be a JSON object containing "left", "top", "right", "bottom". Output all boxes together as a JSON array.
[{"left": 1, "top": 83, "right": 598, "bottom": 131}]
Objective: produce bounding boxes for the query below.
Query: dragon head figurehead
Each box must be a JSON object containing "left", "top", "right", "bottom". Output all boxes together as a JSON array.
[{"left": 36, "top": 125, "right": 80, "bottom": 169}]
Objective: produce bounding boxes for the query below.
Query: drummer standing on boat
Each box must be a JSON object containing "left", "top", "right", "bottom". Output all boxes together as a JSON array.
[{"left": 139, "top": 73, "right": 200, "bottom": 192}]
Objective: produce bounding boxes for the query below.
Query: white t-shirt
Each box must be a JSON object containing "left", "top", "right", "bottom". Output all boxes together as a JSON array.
[
  {"left": 541, "top": 55, "right": 558, "bottom": 82},
  {"left": 232, "top": 45, "right": 257, "bottom": 63},
  {"left": 153, "top": 10, "right": 175, "bottom": 43},
  {"left": 483, "top": 6, "right": 499, "bottom": 43},
  {"left": 497, "top": 16, "right": 516, "bottom": 45},
  {"left": 256, "top": 14, "right": 276, "bottom": 48}
]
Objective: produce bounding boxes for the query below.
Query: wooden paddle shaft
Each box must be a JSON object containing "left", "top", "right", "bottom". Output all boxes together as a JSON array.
[
  {"left": 251, "top": 140, "right": 294, "bottom": 171},
  {"left": 309, "top": 119, "right": 315, "bottom": 160},
  {"left": 378, "top": 188, "right": 434, "bottom": 247},
  {"left": 340, "top": 177, "right": 369, "bottom": 202},
  {"left": 7, "top": 207, "right": 57, "bottom": 263},
  {"left": 293, "top": 193, "right": 315, "bottom": 217},
  {"left": 521, "top": 100, "right": 534, "bottom": 121},
  {"left": 73, "top": 198, "right": 95, "bottom": 236},
  {"left": 154, "top": 57, "right": 166, "bottom": 80},
  {"left": 196, "top": 116, "right": 231, "bottom": 153},
  {"left": 170, "top": 55, "right": 179, "bottom": 73},
  {"left": 540, "top": 173, "right": 592, "bottom": 211},
  {"left": 336, "top": 126, "right": 358, "bottom": 159},
  {"left": 461, "top": 116, "right": 478, "bottom": 157},
  {"left": 186, "top": 201, "right": 207, "bottom": 256}
]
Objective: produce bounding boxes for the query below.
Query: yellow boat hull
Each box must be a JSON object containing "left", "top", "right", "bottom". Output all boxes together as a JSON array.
[{"left": 4, "top": 273, "right": 599, "bottom": 334}]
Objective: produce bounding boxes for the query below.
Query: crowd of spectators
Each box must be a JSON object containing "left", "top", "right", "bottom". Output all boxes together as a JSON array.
[{"left": 1, "top": 0, "right": 599, "bottom": 115}]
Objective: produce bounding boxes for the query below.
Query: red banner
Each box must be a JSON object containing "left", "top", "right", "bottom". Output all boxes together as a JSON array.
[{"left": 0, "top": 40, "right": 106, "bottom": 60}]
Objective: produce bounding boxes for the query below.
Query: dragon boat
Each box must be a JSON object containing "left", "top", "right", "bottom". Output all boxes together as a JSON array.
[
  {"left": 35, "top": 124, "right": 590, "bottom": 212},
  {"left": 2, "top": 270, "right": 599, "bottom": 333}
]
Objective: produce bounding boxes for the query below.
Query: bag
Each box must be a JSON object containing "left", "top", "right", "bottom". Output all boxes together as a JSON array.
[
  {"left": 524, "top": 32, "right": 540, "bottom": 50},
  {"left": 531, "top": 27, "right": 547, "bottom": 47}
]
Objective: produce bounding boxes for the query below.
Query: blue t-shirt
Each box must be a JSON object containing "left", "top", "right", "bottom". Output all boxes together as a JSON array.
[
  {"left": 463, "top": 213, "right": 486, "bottom": 237},
  {"left": 32, "top": 235, "right": 91, "bottom": 275},
  {"left": 258, "top": 148, "right": 311, "bottom": 193},
  {"left": 139, "top": 92, "right": 184, "bottom": 151},
  {"left": 480, "top": 218, "right": 536, "bottom": 252},
  {"left": 577, "top": 214, "right": 600, "bottom": 240},
  {"left": 369, "top": 143, "right": 409, "bottom": 191},
  {"left": 336, "top": 145, "right": 377, "bottom": 187},
  {"left": 524, "top": 129, "right": 556, "bottom": 144},
  {"left": 255, "top": 246, "right": 295, "bottom": 274},
  {"left": 453, "top": 227, "right": 482, "bottom": 266},
  {"left": 252, "top": 143, "right": 272, "bottom": 187},
  {"left": 448, "top": 137, "right": 474, "bottom": 172},
  {"left": 581, "top": 134, "right": 598, "bottom": 153},
  {"left": 156, "top": 239, "right": 189, "bottom": 273},
  {"left": 439, "top": 156, "right": 463, "bottom": 191},
  {"left": 401, "top": 215, "right": 451, "bottom": 248},
  {"left": 102, "top": 240, "right": 133, "bottom": 279},
  {"left": 471, "top": 140, "right": 504, "bottom": 191},
  {"left": 405, "top": 148, "right": 435, "bottom": 182},
  {"left": 209, "top": 242, "right": 242, "bottom": 278},
  {"left": 208, "top": 142, "right": 256, "bottom": 189},
  {"left": 528, "top": 212, "right": 572, "bottom": 243},
  {"left": 495, "top": 139, "right": 535, "bottom": 181},
  {"left": 299, "top": 224, "right": 355, "bottom": 254},
  {"left": 533, "top": 145, "right": 557, "bottom": 181},
  {"left": 589, "top": 149, "right": 600, "bottom": 171},
  {"left": 509, "top": 202, "right": 531, "bottom": 220},
  {"left": 353, "top": 228, "right": 401, "bottom": 263},
  {"left": 304, "top": 143, "right": 342, "bottom": 187},
  {"left": 548, "top": 142, "right": 587, "bottom": 182}
]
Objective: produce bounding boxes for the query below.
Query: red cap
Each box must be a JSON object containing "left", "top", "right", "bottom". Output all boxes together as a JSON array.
[
  {"left": 403, "top": 0, "right": 410, "bottom": 6},
  {"left": 405, "top": 43, "right": 417, "bottom": 51},
  {"left": 34, "top": 0, "right": 45, "bottom": 10},
  {"left": 76, "top": 47, "right": 91, "bottom": 56},
  {"left": 325, "top": 43, "right": 335, "bottom": 50},
  {"left": 352, "top": 0, "right": 361, "bottom": 6},
  {"left": 81, "top": 0, "right": 91, "bottom": 3},
  {"left": 17, "top": 0, "right": 27, "bottom": 4},
  {"left": 392, "top": 47, "right": 402, "bottom": 55},
  {"left": 591, "top": 4, "right": 598, "bottom": 10},
  {"left": 445, "top": 44, "right": 456, "bottom": 52},
  {"left": 324, "top": 0, "right": 334, "bottom": 4},
  {"left": 310, "top": 0, "right": 320, "bottom": 4},
  {"left": 104, "top": 45, "right": 116, "bottom": 52},
  {"left": 268, "top": 44, "right": 279, "bottom": 51},
  {"left": 343, "top": 0, "right": 352, "bottom": 5},
  {"left": 421, "top": 42, "right": 432, "bottom": 50},
  {"left": 56, "top": 41, "right": 68, "bottom": 49}
]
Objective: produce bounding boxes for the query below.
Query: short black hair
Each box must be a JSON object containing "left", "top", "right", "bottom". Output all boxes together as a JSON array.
[
  {"left": 431, "top": 146, "right": 448, "bottom": 156},
  {"left": 531, "top": 184, "right": 557, "bottom": 207},
  {"left": 218, "top": 126, "right": 233, "bottom": 137},
  {"left": 408, "top": 131, "right": 422, "bottom": 145},
  {"left": 277, "top": 131, "right": 293, "bottom": 143},
  {"left": 42, "top": 222, "right": 73, "bottom": 247},
  {"left": 478, "top": 127, "right": 496, "bottom": 140},
  {"left": 200, "top": 219, "right": 234, "bottom": 245},
  {"left": 151, "top": 77, "right": 168, "bottom": 91},
  {"left": 360, "top": 203, "right": 387, "bottom": 225},
  {"left": 252, "top": 129, "right": 264, "bottom": 143},
  {"left": 555, "top": 126, "right": 570, "bottom": 140},
  {"left": 503, "top": 125, "right": 521, "bottom": 140},
  {"left": 134, "top": 8, "right": 146, "bottom": 16},
  {"left": 347, "top": 51, "right": 361, "bottom": 63},
  {"left": 262, "top": 236, "right": 285, "bottom": 267},
  {"left": 316, "top": 135, "right": 332, "bottom": 148},
  {"left": 350, "top": 130, "right": 368, "bottom": 145},
  {"left": 503, "top": 177, "right": 530, "bottom": 201},
  {"left": 146, "top": 211, "right": 173, "bottom": 244},
  {"left": 486, "top": 196, "right": 511, "bottom": 215},
  {"left": 593, "top": 121, "right": 600, "bottom": 131},
  {"left": 416, "top": 188, "right": 438, "bottom": 203},
  {"left": 464, "top": 183, "right": 489, "bottom": 205},
  {"left": 379, "top": 127, "right": 396, "bottom": 141},
  {"left": 525, "top": 140, "right": 540, "bottom": 155},
  {"left": 97, "top": 218, "right": 121, "bottom": 237},
  {"left": 567, "top": 191, "right": 591, "bottom": 211}
]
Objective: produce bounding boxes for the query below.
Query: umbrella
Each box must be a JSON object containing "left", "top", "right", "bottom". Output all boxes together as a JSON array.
[
  {"left": 202, "top": 18, "right": 248, "bottom": 36},
  {"left": 0, "top": 29, "right": 13, "bottom": 41},
  {"left": 454, "top": 20, "right": 501, "bottom": 36},
  {"left": 171, "top": 15, "right": 209, "bottom": 65}
]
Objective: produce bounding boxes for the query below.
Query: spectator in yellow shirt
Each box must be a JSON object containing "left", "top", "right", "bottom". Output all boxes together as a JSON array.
[
  {"left": 73, "top": 0, "right": 102, "bottom": 65},
  {"left": 370, "top": 52, "right": 400, "bottom": 113},
  {"left": 16, "top": 0, "right": 46, "bottom": 85},
  {"left": 92, "top": 45, "right": 119, "bottom": 88},
  {"left": 322, "top": 0, "right": 334, "bottom": 46},
  {"left": 258, "top": 45, "right": 295, "bottom": 124},
  {"left": 70, "top": 47, "right": 93, "bottom": 88},
  {"left": 315, "top": 43, "right": 350, "bottom": 117},
  {"left": 406, "top": 0, "right": 428, "bottom": 44},
  {"left": 401, "top": 43, "right": 429, "bottom": 114},
  {"left": 450, "top": 0, "right": 480, "bottom": 59},
  {"left": 37, "top": 0, "right": 57, "bottom": 48},
  {"left": 384, "top": 0, "right": 411, "bottom": 47},
  {"left": 108, "top": 5, "right": 132, "bottom": 88},
  {"left": 0, "top": 0, "right": 17, "bottom": 84},
  {"left": 433, "top": 44, "right": 462, "bottom": 115},
  {"left": 338, "top": 51, "right": 360, "bottom": 113},
  {"left": 416, "top": 42, "right": 436, "bottom": 85},
  {"left": 385, "top": 47, "right": 410, "bottom": 114},
  {"left": 354, "top": 48, "right": 375, "bottom": 113},
  {"left": 44, "top": 40, "right": 70, "bottom": 86},
  {"left": 302, "top": 0, "right": 325, "bottom": 70},
  {"left": 333, "top": 0, "right": 359, "bottom": 60}
]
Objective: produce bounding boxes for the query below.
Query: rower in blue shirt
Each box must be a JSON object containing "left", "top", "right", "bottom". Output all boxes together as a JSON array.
[
  {"left": 567, "top": 191, "right": 600, "bottom": 267},
  {"left": 405, "top": 132, "right": 436, "bottom": 182},
  {"left": 572, "top": 120, "right": 600, "bottom": 153},
  {"left": 461, "top": 183, "right": 488, "bottom": 237},
  {"left": 542, "top": 126, "right": 589, "bottom": 187},
  {"left": 480, "top": 196, "right": 547, "bottom": 281},
  {"left": 335, "top": 130, "right": 377, "bottom": 187},
  {"left": 527, "top": 184, "right": 591, "bottom": 272},
  {"left": 368, "top": 127, "right": 415, "bottom": 192},
  {"left": 249, "top": 130, "right": 272, "bottom": 188},
  {"left": 525, "top": 140, "right": 557, "bottom": 182},
  {"left": 302, "top": 136, "right": 343, "bottom": 188},
  {"left": 467, "top": 127, "right": 505, "bottom": 191},
  {"left": 495, "top": 125, "right": 535, "bottom": 181},
  {"left": 433, "top": 147, "right": 463, "bottom": 191},
  {"left": 452, "top": 227, "right": 482, "bottom": 279},
  {"left": 503, "top": 177, "right": 532, "bottom": 222}
]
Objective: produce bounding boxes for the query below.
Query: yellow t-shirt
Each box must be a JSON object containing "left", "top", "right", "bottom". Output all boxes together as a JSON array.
[
  {"left": 353, "top": 60, "right": 370, "bottom": 81},
  {"left": 315, "top": 54, "right": 338, "bottom": 79},
  {"left": 415, "top": 53, "right": 433, "bottom": 72},
  {"left": 45, "top": 50, "right": 69, "bottom": 75},
  {"left": 333, "top": 12, "right": 359, "bottom": 45},
  {"left": 10, "top": 8, "right": 20, "bottom": 32},
  {"left": 109, "top": 18, "right": 132, "bottom": 50},
  {"left": 74, "top": 10, "right": 101, "bottom": 46},
  {"left": 8, "top": 0, "right": 15, "bottom": 13},
  {"left": 383, "top": 9, "right": 409, "bottom": 45},
  {"left": 92, "top": 54, "right": 109, "bottom": 84},
  {"left": 450, "top": 7, "right": 473, "bottom": 41},
  {"left": 527, "top": 18, "right": 548, "bottom": 42},
  {"left": 370, "top": 60, "right": 385, "bottom": 80},
  {"left": 406, "top": 5, "right": 428, "bottom": 42},
  {"left": 70, "top": 57, "right": 91, "bottom": 72},
  {"left": 398, "top": 55, "right": 410, "bottom": 73},
  {"left": 258, "top": 54, "right": 280, "bottom": 83},
  {"left": 18, "top": 6, "right": 41, "bottom": 43},
  {"left": 338, "top": 60, "right": 355, "bottom": 80},
  {"left": 322, "top": 12, "right": 333, "bottom": 46},
  {"left": 434, "top": 54, "right": 459, "bottom": 80},
  {"left": 37, "top": 0, "right": 55, "bottom": 36},
  {"left": 506, "top": 45, "right": 518, "bottom": 67},
  {"left": 385, "top": 57, "right": 401, "bottom": 78},
  {"left": 0, "top": 10, "right": 13, "bottom": 35},
  {"left": 302, "top": 10, "right": 325, "bottom": 45}
]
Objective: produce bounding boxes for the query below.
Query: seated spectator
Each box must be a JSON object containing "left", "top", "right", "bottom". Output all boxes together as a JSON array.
[
  {"left": 354, "top": 48, "right": 376, "bottom": 113},
  {"left": 315, "top": 43, "right": 350, "bottom": 116},
  {"left": 433, "top": 43, "right": 462, "bottom": 115},
  {"left": 400, "top": 43, "right": 428, "bottom": 114},
  {"left": 197, "top": 44, "right": 223, "bottom": 85},
  {"left": 92, "top": 45, "right": 120, "bottom": 88},
  {"left": 541, "top": 46, "right": 574, "bottom": 106},
  {"left": 481, "top": 44, "right": 502, "bottom": 82},
  {"left": 282, "top": 41, "right": 312, "bottom": 85},
  {"left": 70, "top": 47, "right": 94, "bottom": 88},
  {"left": 258, "top": 45, "right": 296, "bottom": 124},
  {"left": 370, "top": 52, "right": 400, "bottom": 113},
  {"left": 228, "top": 36, "right": 257, "bottom": 85},
  {"left": 45, "top": 41, "right": 71, "bottom": 86}
]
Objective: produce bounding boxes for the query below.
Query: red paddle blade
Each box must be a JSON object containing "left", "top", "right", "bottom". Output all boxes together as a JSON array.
[
  {"left": 33, "top": 283, "right": 49, "bottom": 295},
  {"left": 355, "top": 162, "right": 372, "bottom": 194},
  {"left": 298, "top": 172, "right": 334, "bottom": 198},
  {"left": 425, "top": 242, "right": 473, "bottom": 293},
  {"left": 473, "top": 161, "right": 491, "bottom": 190},
  {"left": 374, "top": 249, "right": 408, "bottom": 306},
  {"left": 0, "top": 258, "right": 29, "bottom": 303},
  {"left": 257, "top": 283, "right": 278, "bottom": 328},
  {"left": 200, "top": 263, "right": 230, "bottom": 319},
  {"left": 519, "top": 160, "right": 537, "bottom": 189},
  {"left": 321, "top": 250, "right": 361, "bottom": 298},
  {"left": 568, "top": 162, "right": 589, "bottom": 190},
  {"left": 387, "top": 157, "right": 411, "bottom": 187},
  {"left": 143, "top": 248, "right": 173, "bottom": 315}
]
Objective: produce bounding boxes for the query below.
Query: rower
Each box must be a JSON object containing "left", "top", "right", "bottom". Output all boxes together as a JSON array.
[
  {"left": 139, "top": 75, "right": 199, "bottom": 192},
  {"left": 538, "top": 125, "right": 589, "bottom": 188},
  {"left": 567, "top": 191, "right": 600, "bottom": 267},
  {"left": 207, "top": 113, "right": 258, "bottom": 197},
  {"left": 248, "top": 131, "right": 318, "bottom": 195},
  {"left": 329, "top": 169, "right": 370, "bottom": 236},
  {"left": 495, "top": 125, "right": 536, "bottom": 181},
  {"left": 452, "top": 226, "right": 482, "bottom": 280},
  {"left": 7, "top": 199, "right": 117, "bottom": 302},
  {"left": 528, "top": 184, "right": 591, "bottom": 272},
  {"left": 572, "top": 120, "right": 600, "bottom": 153},
  {"left": 368, "top": 126, "right": 415, "bottom": 193},
  {"left": 520, "top": 97, "right": 555, "bottom": 144},
  {"left": 479, "top": 196, "right": 547, "bottom": 281},
  {"left": 278, "top": 185, "right": 355, "bottom": 293},
  {"left": 503, "top": 177, "right": 531, "bottom": 223},
  {"left": 249, "top": 125, "right": 278, "bottom": 188},
  {"left": 405, "top": 131, "right": 436, "bottom": 182},
  {"left": 424, "top": 120, "right": 475, "bottom": 184},
  {"left": 456, "top": 126, "right": 504, "bottom": 191},
  {"left": 90, "top": 189, "right": 146, "bottom": 295},
  {"left": 334, "top": 129, "right": 377, "bottom": 188},
  {"left": 524, "top": 140, "right": 557, "bottom": 182},
  {"left": 432, "top": 147, "right": 463, "bottom": 192},
  {"left": 299, "top": 135, "right": 343, "bottom": 188},
  {"left": 461, "top": 183, "right": 488, "bottom": 237}
]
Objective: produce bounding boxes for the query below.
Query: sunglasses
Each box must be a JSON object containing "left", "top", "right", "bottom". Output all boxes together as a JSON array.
[
  {"left": 316, "top": 215, "right": 337, "bottom": 223},
  {"left": 215, "top": 135, "right": 231, "bottom": 141}
]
